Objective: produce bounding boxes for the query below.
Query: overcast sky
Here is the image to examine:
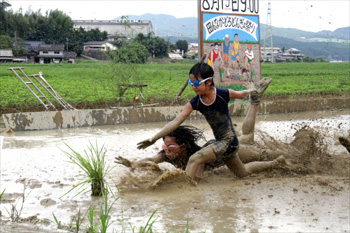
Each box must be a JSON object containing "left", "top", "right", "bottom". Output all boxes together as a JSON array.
[{"left": 7, "top": 0, "right": 350, "bottom": 33}]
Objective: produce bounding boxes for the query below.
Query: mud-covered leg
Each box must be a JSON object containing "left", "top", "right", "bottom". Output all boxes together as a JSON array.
[
  {"left": 185, "top": 146, "right": 217, "bottom": 178},
  {"left": 224, "top": 155, "right": 286, "bottom": 178},
  {"left": 223, "top": 156, "right": 250, "bottom": 178},
  {"left": 244, "top": 155, "right": 286, "bottom": 173},
  {"left": 239, "top": 103, "right": 259, "bottom": 144},
  {"left": 240, "top": 78, "right": 271, "bottom": 144}
]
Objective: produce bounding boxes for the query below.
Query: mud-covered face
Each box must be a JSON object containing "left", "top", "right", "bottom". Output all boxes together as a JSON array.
[{"left": 162, "top": 136, "right": 186, "bottom": 160}]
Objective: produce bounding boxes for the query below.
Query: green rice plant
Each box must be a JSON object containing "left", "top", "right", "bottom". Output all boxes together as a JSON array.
[
  {"left": 130, "top": 208, "right": 159, "bottom": 233},
  {"left": 5, "top": 184, "right": 31, "bottom": 222},
  {"left": 87, "top": 206, "right": 99, "bottom": 233},
  {"left": 0, "top": 188, "right": 5, "bottom": 199},
  {"left": 68, "top": 209, "right": 86, "bottom": 233},
  {"left": 99, "top": 190, "right": 120, "bottom": 233},
  {"left": 53, "top": 209, "right": 86, "bottom": 232},
  {"left": 52, "top": 213, "right": 63, "bottom": 229},
  {"left": 60, "top": 141, "right": 114, "bottom": 198}
]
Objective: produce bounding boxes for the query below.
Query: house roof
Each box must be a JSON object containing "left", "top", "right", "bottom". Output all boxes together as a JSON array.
[
  {"left": 38, "top": 44, "right": 64, "bottom": 51},
  {"left": 0, "top": 49, "right": 13, "bottom": 57},
  {"left": 83, "top": 41, "right": 110, "bottom": 46},
  {"left": 24, "top": 41, "right": 46, "bottom": 51}
]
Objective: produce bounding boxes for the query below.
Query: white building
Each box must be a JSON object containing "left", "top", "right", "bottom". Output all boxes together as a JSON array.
[
  {"left": 37, "top": 45, "right": 76, "bottom": 64},
  {"left": 261, "top": 47, "right": 304, "bottom": 62},
  {"left": 83, "top": 41, "right": 117, "bottom": 52},
  {"left": 73, "top": 20, "right": 153, "bottom": 36},
  {"left": 188, "top": 43, "right": 199, "bottom": 53},
  {"left": 261, "top": 47, "right": 281, "bottom": 62},
  {"left": 0, "top": 49, "right": 14, "bottom": 62}
]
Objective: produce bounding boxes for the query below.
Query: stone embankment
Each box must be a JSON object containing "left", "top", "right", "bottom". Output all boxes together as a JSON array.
[{"left": 1, "top": 95, "right": 349, "bottom": 131}]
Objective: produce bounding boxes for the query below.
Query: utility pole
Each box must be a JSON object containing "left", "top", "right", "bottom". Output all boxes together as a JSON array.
[
  {"left": 263, "top": 2, "right": 274, "bottom": 63},
  {"left": 66, "top": 38, "right": 69, "bottom": 51}
]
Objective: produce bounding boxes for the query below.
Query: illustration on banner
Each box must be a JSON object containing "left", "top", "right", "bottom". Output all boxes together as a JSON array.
[{"left": 202, "top": 13, "right": 260, "bottom": 86}]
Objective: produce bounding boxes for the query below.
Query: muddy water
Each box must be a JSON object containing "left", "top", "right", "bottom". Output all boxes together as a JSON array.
[{"left": 1, "top": 110, "right": 350, "bottom": 232}]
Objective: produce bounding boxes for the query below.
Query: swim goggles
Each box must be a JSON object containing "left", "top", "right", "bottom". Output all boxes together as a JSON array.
[
  {"left": 188, "top": 77, "right": 213, "bottom": 87},
  {"left": 162, "top": 144, "right": 184, "bottom": 151}
]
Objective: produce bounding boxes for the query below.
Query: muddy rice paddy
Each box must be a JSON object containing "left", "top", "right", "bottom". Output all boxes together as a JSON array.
[{"left": 0, "top": 110, "right": 349, "bottom": 232}]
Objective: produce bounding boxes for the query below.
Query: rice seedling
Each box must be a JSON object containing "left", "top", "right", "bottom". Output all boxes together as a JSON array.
[
  {"left": 0, "top": 188, "right": 5, "bottom": 199},
  {"left": 53, "top": 209, "right": 86, "bottom": 232},
  {"left": 60, "top": 141, "right": 114, "bottom": 198},
  {"left": 52, "top": 213, "right": 63, "bottom": 230},
  {"left": 128, "top": 208, "right": 160, "bottom": 233},
  {"left": 71, "top": 209, "right": 85, "bottom": 233},
  {"left": 87, "top": 205, "right": 99, "bottom": 233},
  {"left": 5, "top": 184, "right": 31, "bottom": 222},
  {"left": 99, "top": 190, "right": 120, "bottom": 233}
]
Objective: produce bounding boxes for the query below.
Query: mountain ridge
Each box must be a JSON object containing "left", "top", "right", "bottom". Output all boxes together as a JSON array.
[{"left": 115, "top": 14, "right": 349, "bottom": 61}]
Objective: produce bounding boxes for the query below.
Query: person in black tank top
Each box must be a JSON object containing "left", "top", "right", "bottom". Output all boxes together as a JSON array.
[{"left": 137, "top": 62, "right": 284, "bottom": 179}]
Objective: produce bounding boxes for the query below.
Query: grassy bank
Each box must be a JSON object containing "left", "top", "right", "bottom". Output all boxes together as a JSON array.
[{"left": 0, "top": 60, "right": 349, "bottom": 113}]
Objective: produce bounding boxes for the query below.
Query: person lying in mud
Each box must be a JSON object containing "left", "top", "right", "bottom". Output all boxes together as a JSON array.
[
  {"left": 118, "top": 62, "right": 285, "bottom": 181},
  {"left": 116, "top": 124, "right": 285, "bottom": 176}
]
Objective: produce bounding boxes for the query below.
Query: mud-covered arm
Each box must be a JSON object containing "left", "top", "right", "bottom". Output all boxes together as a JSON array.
[
  {"left": 115, "top": 153, "right": 164, "bottom": 168},
  {"left": 138, "top": 154, "right": 165, "bottom": 163},
  {"left": 137, "top": 103, "right": 194, "bottom": 149}
]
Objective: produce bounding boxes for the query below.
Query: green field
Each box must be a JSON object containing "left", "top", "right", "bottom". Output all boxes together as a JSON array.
[{"left": 1, "top": 60, "right": 349, "bottom": 113}]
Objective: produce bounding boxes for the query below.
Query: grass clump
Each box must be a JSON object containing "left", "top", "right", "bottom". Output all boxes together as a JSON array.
[{"left": 61, "top": 141, "right": 114, "bottom": 198}]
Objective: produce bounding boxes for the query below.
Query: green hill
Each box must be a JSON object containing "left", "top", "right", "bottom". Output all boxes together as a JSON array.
[
  {"left": 262, "top": 36, "right": 349, "bottom": 61},
  {"left": 115, "top": 14, "right": 349, "bottom": 60}
]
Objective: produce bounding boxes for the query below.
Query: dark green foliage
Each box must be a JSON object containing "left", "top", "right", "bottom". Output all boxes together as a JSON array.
[
  {"left": 134, "top": 33, "right": 169, "bottom": 58},
  {"left": 110, "top": 41, "right": 150, "bottom": 63},
  {"left": 0, "top": 7, "right": 107, "bottom": 56},
  {"left": 176, "top": 40, "right": 188, "bottom": 53}
]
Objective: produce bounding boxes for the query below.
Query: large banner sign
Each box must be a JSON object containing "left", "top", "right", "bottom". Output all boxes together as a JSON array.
[
  {"left": 199, "top": 0, "right": 261, "bottom": 87},
  {"left": 203, "top": 13, "right": 259, "bottom": 42}
]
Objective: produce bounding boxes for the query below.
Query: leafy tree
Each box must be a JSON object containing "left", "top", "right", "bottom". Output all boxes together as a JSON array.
[
  {"left": 0, "top": 0, "right": 11, "bottom": 34},
  {"left": 175, "top": 40, "right": 188, "bottom": 53},
  {"left": 134, "top": 33, "right": 169, "bottom": 58},
  {"left": 110, "top": 41, "right": 150, "bottom": 63},
  {"left": 0, "top": 35, "right": 13, "bottom": 49},
  {"left": 46, "top": 9, "right": 74, "bottom": 44},
  {"left": 169, "top": 43, "right": 177, "bottom": 52}
]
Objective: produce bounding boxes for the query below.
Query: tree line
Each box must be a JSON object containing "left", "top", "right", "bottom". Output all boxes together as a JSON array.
[{"left": 0, "top": 1, "right": 191, "bottom": 63}]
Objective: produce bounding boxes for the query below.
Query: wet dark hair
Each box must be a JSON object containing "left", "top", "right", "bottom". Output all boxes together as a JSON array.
[
  {"left": 163, "top": 125, "right": 205, "bottom": 156},
  {"left": 234, "top": 33, "right": 238, "bottom": 37},
  {"left": 189, "top": 62, "right": 215, "bottom": 86}
]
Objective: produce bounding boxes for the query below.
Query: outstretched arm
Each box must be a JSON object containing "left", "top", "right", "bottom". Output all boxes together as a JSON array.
[
  {"left": 137, "top": 103, "right": 194, "bottom": 149},
  {"left": 228, "top": 82, "right": 256, "bottom": 100}
]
